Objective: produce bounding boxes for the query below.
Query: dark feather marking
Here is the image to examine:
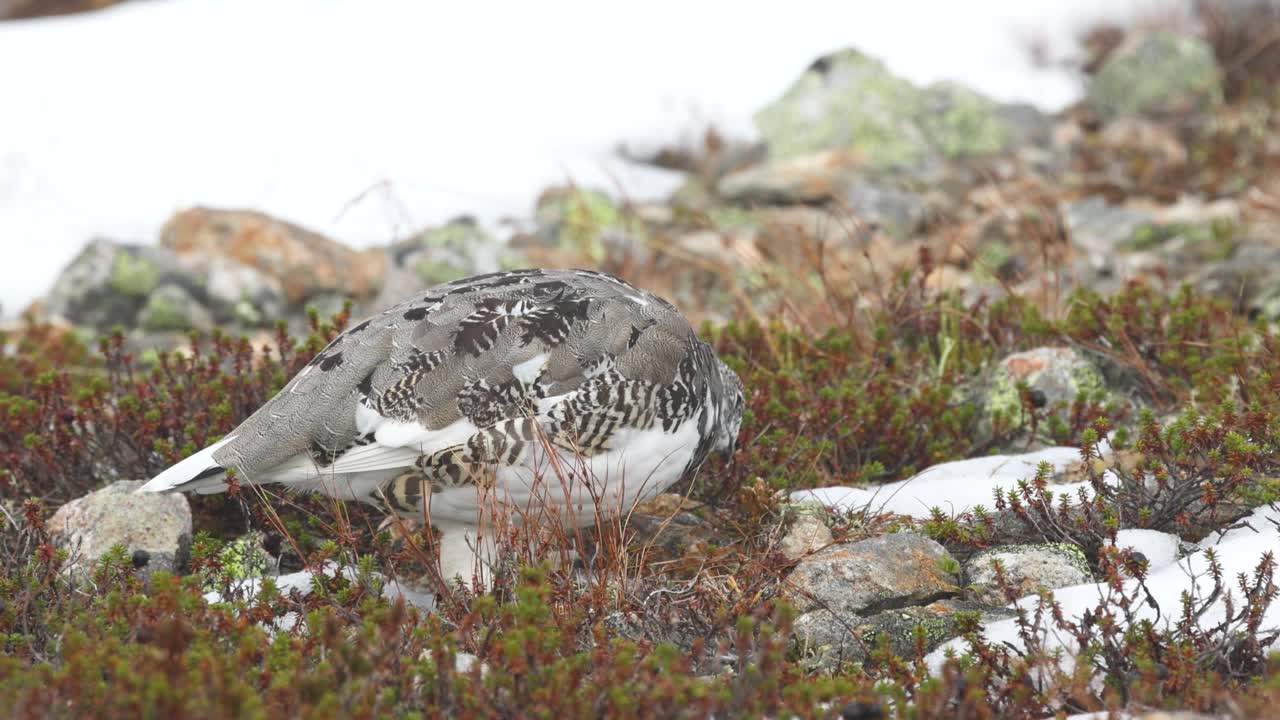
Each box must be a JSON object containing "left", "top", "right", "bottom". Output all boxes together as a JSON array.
[
  {"left": 191, "top": 465, "right": 224, "bottom": 481},
  {"left": 318, "top": 352, "right": 344, "bottom": 371},
  {"left": 402, "top": 306, "right": 430, "bottom": 321},
  {"left": 356, "top": 370, "right": 375, "bottom": 396}
]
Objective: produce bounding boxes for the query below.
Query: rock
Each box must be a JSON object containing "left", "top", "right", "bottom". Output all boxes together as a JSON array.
[
  {"left": 376, "top": 216, "right": 518, "bottom": 308},
  {"left": 40, "top": 238, "right": 190, "bottom": 333},
  {"left": 160, "top": 207, "right": 385, "bottom": 307},
  {"left": 202, "top": 256, "right": 288, "bottom": 327},
  {"left": 626, "top": 494, "right": 721, "bottom": 559},
  {"left": 48, "top": 480, "right": 193, "bottom": 583},
  {"left": 715, "top": 151, "right": 927, "bottom": 239},
  {"left": 962, "top": 543, "right": 1092, "bottom": 605},
  {"left": 986, "top": 346, "right": 1109, "bottom": 426},
  {"left": 793, "top": 599, "right": 1014, "bottom": 670},
  {"left": 1063, "top": 197, "right": 1156, "bottom": 271},
  {"left": 779, "top": 513, "right": 834, "bottom": 561},
  {"left": 136, "top": 282, "right": 214, "bottom": 332},
  {"left": 753, "top": 48, "right": 1014, "bottom": 170},
  {"left": 916, "top": 81, "right": 1014, "bottom": 160},
  {"left": 1191, "top": 242, "right": 1280, "bottom": 318},
  {"left": 523, "top": 186, "right": 645, "bottom": 265},
  {"left": 1087, "top": 30, "right": 1223, "bottom": 122},
  {"left": 784, "top": 532, "right": 959, "bottom": 615}
]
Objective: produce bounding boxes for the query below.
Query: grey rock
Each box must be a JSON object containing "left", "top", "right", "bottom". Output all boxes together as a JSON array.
[
  {"left": 784, "top": 532, "right": 959, "bottom": 615},
  {"left": 1063, "top": 197, "right": 1155, "bottom": 271},
  {"left": 963, "top": 542, "right": 1093, "bottom": 605},
  {"left": 1192, "top": 243, "right": 1280, "bottom": 318},
  {"left": 202, "top": 256, "right": 287, "bottom": 327},
  {"left": 1087, "top": 30, "right": 1223, "bottom": 122},
  {"left": 375, "top": 216, "right": 516, "bottom": 308},
  {"left": 793, "top": 599, "right": 1015, "bottom": 671},
  {"left": 779, "top": 513, "right": 834, "bottom": 561},
  {"left": 48, "top": 480, "right": 193, "bottom": 583},
  {"left": 137, "top": 282, "right": 214, "bottom": 332},
  {"left": 715, "top": 150, "right": 928, "bottom": 239},
  {"left": 41, "top": 238, "right": 182, "bottom": 332}
]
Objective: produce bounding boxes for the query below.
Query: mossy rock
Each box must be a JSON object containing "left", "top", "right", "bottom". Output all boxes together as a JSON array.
[
  {"left": 754, "top": 48, "right": 1013, "bottom": 170},
  {"left": 1087, "top": 30, "right": 1223, "bottom": 121},
  {"left": 110, "top": 251, "right": 162, "bottom": 297}
]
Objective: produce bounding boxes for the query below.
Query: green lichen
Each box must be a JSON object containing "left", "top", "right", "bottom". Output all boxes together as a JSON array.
[
  {"left": 233, "top": 299, "right": 263, "bottom": 326},
  {"left": 540, "top": 189, "right": 639, "bottom": 263},
  {"left": 109, "top": 252, "right": 160, "bottom": 297},
  {"left": 753, "top": 48, "right": 927, "bottom": 168},
  {"left": 1088, "top": 30, "right": 1223, "bottom": 121},
  {"left": 209, "top": 533, "right": 272, "bottom": 587},
  {"left": 918, "top": 82, "right": 1011, "bottom": 159},
  {"left": 137, "top": 288, "right": 188, "bottom": 332}
]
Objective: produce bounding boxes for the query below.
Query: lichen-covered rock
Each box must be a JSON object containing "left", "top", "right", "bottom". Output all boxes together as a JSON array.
[
  {"left": 985, "top": 346, "right": 1109, "bottom": 427},
  {"left": 48, "top": 480, "right": 192, "bottom": 583},
  {"left": 784, "top": 532, "right": 959, "bottom": 615},
  {"left": 962, "top": 542, "right": 1092, "bottom": 605},
  {"left": 160, "top": 206, "right": 385, "bottom": 307},
  {"left": 1087, "top": 30, "right": 1222, "bottom": 121},
  {"left": 41, "top": 238, "right": 189, "bottom": 332},
  {"left": 374, "top": 216, "right": 519, "bottom": 308},
  {"left": 778, "top": 512, "right": 833, "bottom": 561},
  {"left": 527, "top": 186, "right": 645, "bottom": 265},
  {"left": 753, "top": 48, "right": 1014, "bottom": 170},
  {"left": 137, "top": 282, "right": 213, "bottom": 332},
  {"left": 793, "top": 599, "right": 1014, "bottom": 671},
  {"left": 201, "top": 255, "right": 288, "bottom": 327}
]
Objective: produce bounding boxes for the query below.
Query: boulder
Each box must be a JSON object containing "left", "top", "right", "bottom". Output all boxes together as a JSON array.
[
  {"left": 40, "top": 238, "right": 198, "bottom": 333},
  {"left": 48, "top": 480, "right": 192, "bottom": 583},
  {"left": 1087, "top": 30, "right": 1222, "bottom": 122},
  {"left": 778, "top": 513, "right": 834, "bottom": 561},
  {"left": 375, "top": 216, "right": 518, "bottom": 308},
  {"left": 985, "top": 346, "right": 1109, "bottom": 427},
  {"left": 160, "top": 207, "right": 385, "bottom": 307},
  {"left": 753, "top": 48, "right": 1016, "bottom": 170},
  {"left": 784, "top": 532, "right": 959, "bottom": 615},
  {"left": 962, "top": 542, "right": 1092, "bottom": 605},
  {"left": 793, "top": 599, "right": 1015, "bottom": 670}
]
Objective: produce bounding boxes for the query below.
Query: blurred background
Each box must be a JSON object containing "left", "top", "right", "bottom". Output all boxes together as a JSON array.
[{"left": 3, "top": 0, "right": 1275, "bottom": 346}]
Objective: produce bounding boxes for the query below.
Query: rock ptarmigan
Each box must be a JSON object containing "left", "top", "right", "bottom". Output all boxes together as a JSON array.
[{"left": 138, "top": 268, "right": 745, "bottom": 588}]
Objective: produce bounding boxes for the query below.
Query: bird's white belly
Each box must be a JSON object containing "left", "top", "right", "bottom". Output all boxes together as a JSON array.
[{"left": 427, "top": 417, "right": 700, "bottom": 527}]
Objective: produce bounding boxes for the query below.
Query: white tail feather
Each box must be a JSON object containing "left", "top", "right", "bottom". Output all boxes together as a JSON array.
[{"left": 136, "top": 435, "right": 238, "bottom": 494}]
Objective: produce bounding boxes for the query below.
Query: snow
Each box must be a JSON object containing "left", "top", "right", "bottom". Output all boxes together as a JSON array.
[
  {"left": 790, "top": 446, "right": 1112, "bottom": 519},
  {"left": 1113, "top": 528, "right": 1182, "bottom": 572},
  {"left": 927, "top": 504, "right": 1280, "bottom": 674},
  {"left": 1, "top": 0, "right": 1167, "bottom": 316},
  {"left": 204, "top": 561, "right": 437, "bottom": 615}
]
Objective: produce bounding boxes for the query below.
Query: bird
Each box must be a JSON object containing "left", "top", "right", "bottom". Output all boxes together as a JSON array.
[{"left": 137, "top": 268, "right": 745, "bottom": 589}]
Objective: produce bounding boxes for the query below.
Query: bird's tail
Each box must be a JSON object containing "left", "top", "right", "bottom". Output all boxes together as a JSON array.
[{"left": 136, "top": 435, "right": 238, "bottom": 495}]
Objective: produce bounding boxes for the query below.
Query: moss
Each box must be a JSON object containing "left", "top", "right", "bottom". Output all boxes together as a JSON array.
[{"left": 109, "top": 252, "right": 160, "bottom": 297}]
